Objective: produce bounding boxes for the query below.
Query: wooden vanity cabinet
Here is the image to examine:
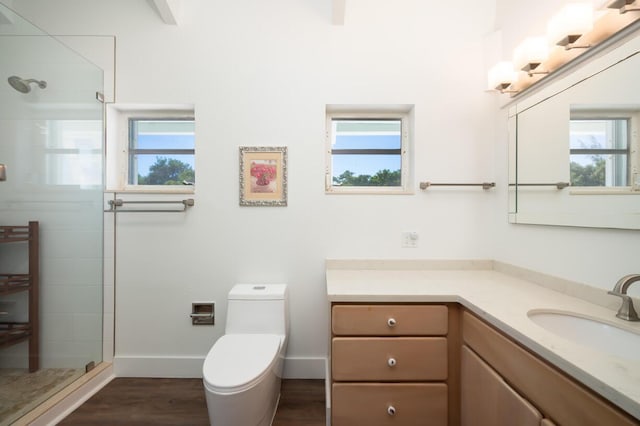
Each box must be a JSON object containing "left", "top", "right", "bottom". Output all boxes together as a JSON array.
[
  {"left": 328, "top": 302, "right": 638, "bottom": 425},
  {"left": 462, "top": 311, "right": 639, "bottom": 426},
  {"left": 330, "top": 304, "right": 452, "bottom": 426}
]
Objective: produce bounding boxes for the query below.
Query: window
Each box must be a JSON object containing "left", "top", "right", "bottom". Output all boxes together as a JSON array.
[
  {"left": 105, "top": 105, "right": 195, "bottom": 191},
  {"left": 570, "top": 118, "right": 630, "bottom": 187},
  {"left": 127, "top": 117, "right": 195, "bottom": 186},
  {"left": 326, "top": 109, "right": 411, "bottom": 193}
]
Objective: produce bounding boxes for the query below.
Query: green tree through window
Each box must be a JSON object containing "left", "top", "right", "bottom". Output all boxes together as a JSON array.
[
  {"left": 138, "top": 157, "right": 195, "bottom": 185},
  {"left": 333, "top": 169, "right": 401, "bottom": 186},
  {"left": 570, "top": 156, "right": 606, "bottom": 186}
]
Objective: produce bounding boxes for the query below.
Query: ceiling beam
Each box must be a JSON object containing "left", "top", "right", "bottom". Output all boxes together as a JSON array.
[
  {"left": 150, "top": 0, "right": 181, "bottom": 25},
  {"left": 332, "top": 0, "right": 346, "bottom": 25}
]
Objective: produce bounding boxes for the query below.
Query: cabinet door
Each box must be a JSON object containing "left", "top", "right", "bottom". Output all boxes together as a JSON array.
[
  {"left": 332, "top": 383, "right": 447, "bottom": 426},
  {"left": 461, "top": 345, "right": 542, "bottom": 426},
  {"left": 462, "top": 311, "right": 639, "bottom": 426}
]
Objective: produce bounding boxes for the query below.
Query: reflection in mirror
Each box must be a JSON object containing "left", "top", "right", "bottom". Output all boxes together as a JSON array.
[
  {"left": 570, "top": 109, "right": 636, "bottom": 188},
  {"left": 509, "top": 34, "right": 640, "bottom": 230}
]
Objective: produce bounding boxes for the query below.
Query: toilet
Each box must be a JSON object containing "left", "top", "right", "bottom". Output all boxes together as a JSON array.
[{"left": 202, "top": 284, "right": 289, "bottom": 426}]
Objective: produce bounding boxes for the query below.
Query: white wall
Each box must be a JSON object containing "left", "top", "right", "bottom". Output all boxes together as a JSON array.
[{"left": 9, "top": 0, "right": 638, "bottom": 379}]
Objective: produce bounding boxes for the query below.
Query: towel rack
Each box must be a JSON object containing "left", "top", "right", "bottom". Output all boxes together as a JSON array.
[
  {"left": 419, "top": 182, "right": 496, "bottom": 190},
  {"left": 104, "top": 198, "right": 195, "bottom": 213},
  {"left": 509, "top": 182, "right": 570, "bottom": 189}
]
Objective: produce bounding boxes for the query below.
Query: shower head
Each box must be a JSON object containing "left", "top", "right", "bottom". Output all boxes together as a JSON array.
[{"left": 7, "top": 76, "right": 47, "bottom": 93}]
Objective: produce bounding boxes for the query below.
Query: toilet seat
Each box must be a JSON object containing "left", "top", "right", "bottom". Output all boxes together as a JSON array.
[{"left": 203, "top": 334, "right": 282, "bottom": 394}]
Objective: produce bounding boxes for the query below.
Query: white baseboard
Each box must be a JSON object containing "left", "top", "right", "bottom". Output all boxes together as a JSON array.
[
  {"left": 114, "top": 355, "right": 327, "bottom": 379},
  {"left": 282, "top": 357, "right": 326, "bottom": 379},
  {"left": 114, "top": 356, "right": 204, "bottom": 378}
]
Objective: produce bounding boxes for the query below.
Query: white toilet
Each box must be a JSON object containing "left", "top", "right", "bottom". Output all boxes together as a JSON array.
[{"left": 202, "top": 284, "right": 289, "bottom": 426}]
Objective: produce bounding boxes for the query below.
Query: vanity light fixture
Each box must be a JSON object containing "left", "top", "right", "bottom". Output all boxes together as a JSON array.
[
  {"left": 608, "top": 0, "right": 640, "bottom": 14},
  {"left": 513, "top": 37, "right": 550, "bottom": 76},
  {"left": 547, "top": 2, "right": 594, "bottom": 50},
  {"left": 488, "top": 1, "right": 640, "bottom": 96},
  {"left": 487, "top": 61, "right": 518, "bottom": 93}
]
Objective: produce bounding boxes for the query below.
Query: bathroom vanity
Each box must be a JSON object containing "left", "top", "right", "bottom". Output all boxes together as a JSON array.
[{"left": 326, "top": 260, "right": 640, "bottom": 426}]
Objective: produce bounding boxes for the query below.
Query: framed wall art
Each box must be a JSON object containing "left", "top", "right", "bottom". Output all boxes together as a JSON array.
[{"left": 239, "top": 146, "right": 288, "bottom": 206}]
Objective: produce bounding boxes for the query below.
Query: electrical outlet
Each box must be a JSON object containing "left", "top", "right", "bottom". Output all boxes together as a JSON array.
[{"left": 401, "top": 231, "right": 419, "bottom": 248}]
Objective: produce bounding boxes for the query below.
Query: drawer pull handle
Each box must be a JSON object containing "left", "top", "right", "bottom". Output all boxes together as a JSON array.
[
  {"left": 387, "top": 357, "right": 397, "bottom": 367},
  {"left": 387, "top": 406, "right": 396, "bottom": 416},
  {"left": 387, "top": 318, "right": 397, "bottom": 327}
]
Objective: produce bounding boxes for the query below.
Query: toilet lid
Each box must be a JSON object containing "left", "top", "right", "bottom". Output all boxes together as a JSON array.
[{"left": 203, "top": 334, "right": 282, "bottom": 393}]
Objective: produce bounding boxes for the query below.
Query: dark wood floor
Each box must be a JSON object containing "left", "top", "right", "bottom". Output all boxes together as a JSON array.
[{"left": 59, "top": 378, "right": 325, "bottom": 426}]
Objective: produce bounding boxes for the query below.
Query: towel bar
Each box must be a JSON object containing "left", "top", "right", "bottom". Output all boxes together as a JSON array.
[
  {"left": 419, "top": 182, "right": 496, "bottom": 190},
  {"left": 104, "top": 198, "right": 195, "bottom": 213}
]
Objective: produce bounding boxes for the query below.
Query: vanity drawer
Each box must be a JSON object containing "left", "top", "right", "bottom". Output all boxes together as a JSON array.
[
  {"left": 332, "top": 382, "right": 448, "bottom": 426},
  {"left": 332, "top": 304, "right": 448, "bottom": 336},
  {"left": 332, "top": 337, "right": 448, "bottom": 381}
]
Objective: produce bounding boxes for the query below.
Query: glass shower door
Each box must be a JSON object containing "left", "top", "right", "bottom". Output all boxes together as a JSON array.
[{"left": 0, "top": 3, "right": 104, "bottom": 423}]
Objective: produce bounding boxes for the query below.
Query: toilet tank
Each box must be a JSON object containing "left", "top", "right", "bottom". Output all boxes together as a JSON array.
[{"left": 225, "top": 284, "right": 289, "bottom": 336}]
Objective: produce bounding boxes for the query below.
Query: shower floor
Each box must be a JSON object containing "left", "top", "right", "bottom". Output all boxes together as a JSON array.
[{"left": 0, "top": 368, "right": 83, "bottom": 426}]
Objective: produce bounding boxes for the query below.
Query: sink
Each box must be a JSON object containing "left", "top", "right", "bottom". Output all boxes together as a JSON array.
[{"left": 527, "top": 309, "right": 640, "bottom": 361}]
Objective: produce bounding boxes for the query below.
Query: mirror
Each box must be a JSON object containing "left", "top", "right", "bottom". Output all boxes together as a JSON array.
[{"left": 509, "top": 34, "right": 640, "bottom": 230}]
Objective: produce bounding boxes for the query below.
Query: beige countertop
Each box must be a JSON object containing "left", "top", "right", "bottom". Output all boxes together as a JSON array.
[{"left": 326, "top": 259, "right": 640, "bottom": 420}]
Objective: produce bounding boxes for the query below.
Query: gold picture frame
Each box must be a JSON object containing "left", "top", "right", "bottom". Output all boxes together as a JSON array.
[{"left": 239, "top": 146, "right": 288, "bottom": 207}]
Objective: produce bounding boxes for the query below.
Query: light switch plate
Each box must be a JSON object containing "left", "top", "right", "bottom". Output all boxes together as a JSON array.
[{"left": 401, "top": 231, "right": 419, "bottom": 248}]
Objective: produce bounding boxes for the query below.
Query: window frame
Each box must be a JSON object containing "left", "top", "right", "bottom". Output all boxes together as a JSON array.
[
  {"left": 325, "top": 109, "right": 412, "bottom": 194},
  {"left": 106, "top": 107, "right": 195, "bottom": 193}
]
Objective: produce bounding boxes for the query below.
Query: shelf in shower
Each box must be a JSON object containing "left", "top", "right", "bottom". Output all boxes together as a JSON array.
[
  {"left": 0, "top": 322, "right": 31, "bottom": 348},
  {"left": 0, "top": 221, "right": 39, "bottom": 371},
  {"left": 0, "top": 225, "right": 31, "bottom": 243},
  {"left": 0, "top": 274, "right": 31, "bottom": 295}
]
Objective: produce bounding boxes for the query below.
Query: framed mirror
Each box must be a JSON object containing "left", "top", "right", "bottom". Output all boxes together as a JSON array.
[{"left": 508, "top": 33, "right": 640, "bottom": 230}]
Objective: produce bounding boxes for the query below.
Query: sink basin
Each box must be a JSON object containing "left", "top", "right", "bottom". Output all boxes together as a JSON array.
[{"left": 527, "top": 310, "right": 640, "bottom": 361}]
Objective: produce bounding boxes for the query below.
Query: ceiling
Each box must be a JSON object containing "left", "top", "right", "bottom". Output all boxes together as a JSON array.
[{"left": 148, "top": 0, "right": 346, "bottom": 26}]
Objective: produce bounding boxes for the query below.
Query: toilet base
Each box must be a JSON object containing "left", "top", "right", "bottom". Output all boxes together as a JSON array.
[{"left": 204, "top": 369, "right": 281, "bottom": 426}]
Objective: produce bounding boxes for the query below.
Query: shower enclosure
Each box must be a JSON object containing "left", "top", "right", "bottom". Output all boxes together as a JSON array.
[{"left": 0, "top": 3, "right": 104, "bottom": 424}]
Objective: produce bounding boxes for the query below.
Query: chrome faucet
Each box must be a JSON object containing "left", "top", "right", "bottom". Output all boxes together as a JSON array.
[{"left": 608, "top": 274, "right": 640, "bottom": 321}]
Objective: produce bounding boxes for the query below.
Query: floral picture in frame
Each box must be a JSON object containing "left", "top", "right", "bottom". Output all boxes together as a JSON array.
[{"left": 239, "top": 146, "right": 288, "bottom": 206}]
